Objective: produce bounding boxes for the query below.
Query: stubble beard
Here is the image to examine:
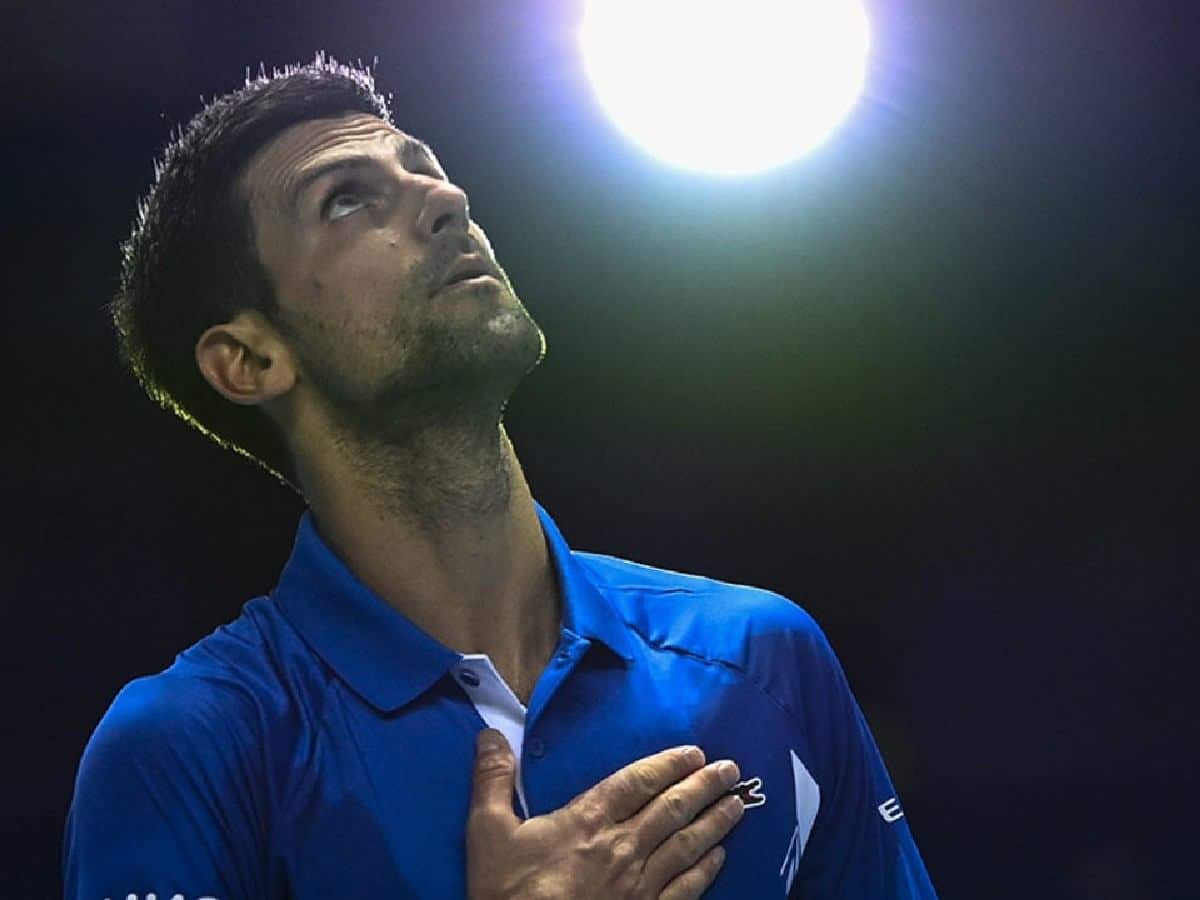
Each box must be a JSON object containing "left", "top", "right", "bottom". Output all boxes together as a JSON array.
[
  {"left": 298, "top": 277, "right": 546, "bottom": 454},
  {"left": 293, "top": 279, "right": 545, "bottom": 528}
]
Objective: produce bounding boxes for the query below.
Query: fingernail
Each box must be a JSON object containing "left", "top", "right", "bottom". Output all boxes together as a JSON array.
[
  {"left": 478, "top": 729, "right": 503, "bottom": 752},
  {"left": 717, "top": 760, "right": 739, "bottom": 786},
  {"left": 682, "top": 745, "right": 704, "bottom": 767}
]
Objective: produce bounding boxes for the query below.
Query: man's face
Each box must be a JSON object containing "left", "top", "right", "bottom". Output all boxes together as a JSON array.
[{"left": 238, "top": 112, "right": 545, "bottom": 443}]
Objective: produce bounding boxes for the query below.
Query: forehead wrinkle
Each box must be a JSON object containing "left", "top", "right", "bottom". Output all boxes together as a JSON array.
[
  {"left": 247, "top": 115, "right": 416, "bottom": 218},
  {"left": 287, "top": 130, "right": 435, "bottom": 196}
]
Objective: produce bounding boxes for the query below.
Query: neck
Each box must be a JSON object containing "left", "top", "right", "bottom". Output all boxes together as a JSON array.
[{"left": 296, "top": 420, "right": 562, "bottom": 694}]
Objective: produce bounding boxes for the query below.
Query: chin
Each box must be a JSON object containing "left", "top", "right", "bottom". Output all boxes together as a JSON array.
[
  {"left": 485, "top": 309, "right": 529, "bottom": 337},
  {"left": 492, "top": 316, "right": 546, "bottom": 381}
]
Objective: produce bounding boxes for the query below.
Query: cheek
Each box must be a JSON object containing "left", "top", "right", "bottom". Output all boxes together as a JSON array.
[{"left": 332, "top": 230, "right": 423, "bottom": 296}]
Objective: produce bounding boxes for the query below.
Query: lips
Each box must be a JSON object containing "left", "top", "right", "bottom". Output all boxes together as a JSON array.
[{"left": 438, "top": 254, "right": 500, "bottom": 292}]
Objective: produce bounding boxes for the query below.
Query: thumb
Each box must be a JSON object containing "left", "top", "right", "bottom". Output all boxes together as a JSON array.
[{"left": 468, "top": 728, "right": 520, "bottom": 834}]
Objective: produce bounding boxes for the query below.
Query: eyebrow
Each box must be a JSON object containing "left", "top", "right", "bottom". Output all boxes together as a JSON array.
[{"left": 289, "top": 136, "right": 439, "bottom": 212}]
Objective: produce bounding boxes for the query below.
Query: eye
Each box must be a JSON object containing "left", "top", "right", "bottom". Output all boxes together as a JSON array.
[{"left": 323, "top": 185, "right": 370, "bottom": 221}]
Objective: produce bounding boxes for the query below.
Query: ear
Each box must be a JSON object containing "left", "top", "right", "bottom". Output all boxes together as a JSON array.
[{"left": 195, "top": 309, "right": 296, "bottom": 407}]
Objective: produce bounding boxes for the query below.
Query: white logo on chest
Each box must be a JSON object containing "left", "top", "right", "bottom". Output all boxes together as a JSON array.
[{"left": 779, "top": 749, "right": 821, "bottom": 895}]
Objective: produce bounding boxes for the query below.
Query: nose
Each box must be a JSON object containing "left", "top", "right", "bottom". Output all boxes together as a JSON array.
[{"left": 415, "top": 182, "right": 469, "bottom": 239}]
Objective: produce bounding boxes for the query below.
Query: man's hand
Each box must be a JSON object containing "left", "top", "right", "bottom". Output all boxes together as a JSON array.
[{"left": 466, "top": 729, "right": 744, "bottom": 900}]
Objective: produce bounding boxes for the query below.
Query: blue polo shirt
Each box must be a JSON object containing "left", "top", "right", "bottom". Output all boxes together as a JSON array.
[{"left": 64, "top": 500, "right": 937, "bottom": 899}]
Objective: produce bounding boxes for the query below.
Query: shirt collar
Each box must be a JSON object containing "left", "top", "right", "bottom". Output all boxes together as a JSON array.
[{"left": 270, "top": 498, "right": 636, "bottom": 713}]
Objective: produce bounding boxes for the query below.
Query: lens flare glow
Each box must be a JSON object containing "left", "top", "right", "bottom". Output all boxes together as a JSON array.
[{"left": 580, "top": 0, "right": 871, "bottom": 175}]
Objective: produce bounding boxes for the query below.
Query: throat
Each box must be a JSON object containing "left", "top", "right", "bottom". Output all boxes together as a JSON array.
[{"left": 492, "top": 621, "right": 562, "bottom": 709}]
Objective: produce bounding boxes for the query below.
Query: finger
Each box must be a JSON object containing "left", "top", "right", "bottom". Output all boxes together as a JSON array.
[
  {"left": 643, "top": 792, "right": 743, "bottom": 892},
  {"left": 633, "top": 759, "right": 739, "bottom": 856},
  {"left": 466, "top": 729, "right": 520, "bottom": 840},
  {"left": 581, "top": 745, "right": 707, "bottom": 825},
  {"left": 658, "top": 845, "right": 726, "bottom": 900}
]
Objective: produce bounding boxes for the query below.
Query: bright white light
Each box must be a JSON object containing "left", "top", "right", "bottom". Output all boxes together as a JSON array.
[{"left": 579, "top": 0, "right": 871, "bottom": 175}]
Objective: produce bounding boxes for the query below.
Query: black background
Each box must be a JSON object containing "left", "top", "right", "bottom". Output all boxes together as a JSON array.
[{"left": 4, "top": 1, "right": 1197, "bottom": 897}]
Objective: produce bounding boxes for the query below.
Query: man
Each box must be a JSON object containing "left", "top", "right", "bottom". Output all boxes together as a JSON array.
[{"left": 65, "top": 55, "right": 937, "bottom": 899}]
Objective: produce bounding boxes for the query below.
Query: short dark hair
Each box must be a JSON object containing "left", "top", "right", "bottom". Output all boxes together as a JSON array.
[{"left": 107, "top": 52, "right": 392, "bottom": 496}]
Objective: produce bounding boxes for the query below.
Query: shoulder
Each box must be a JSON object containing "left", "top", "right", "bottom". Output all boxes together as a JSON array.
[
  {"left": 65, "top": 608, "right": 292, "bottom": 895},
  {"left": 80, "top": 661, "right": 260, "bottom": 786},
  {"left": 79, "top": 596, "right": 299, "bottom": 783},
  {"left": 574, "top": 550, "right": 832, "bottom": 677},
  {"left": 68, "top": 671, "right": 263, "bottom": 845}
]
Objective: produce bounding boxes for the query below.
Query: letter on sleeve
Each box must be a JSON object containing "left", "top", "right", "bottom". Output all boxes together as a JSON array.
[{"left": 788, "top": 617, "right": 939, "bottom": 899}]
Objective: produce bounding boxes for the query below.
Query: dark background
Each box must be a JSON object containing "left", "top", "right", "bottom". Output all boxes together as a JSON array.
[{"left": 4, "top": 1, "right": 1196, "bottom": 897}]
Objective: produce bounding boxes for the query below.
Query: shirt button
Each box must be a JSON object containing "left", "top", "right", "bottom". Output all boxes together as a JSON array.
[
  {"left": 527, "top": 737, "right": 546, "bottom": 758},
  {"left": 458, "top": 669, "right": 480, "bottom": 687}
]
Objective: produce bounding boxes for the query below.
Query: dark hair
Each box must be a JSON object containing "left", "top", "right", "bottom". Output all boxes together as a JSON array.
[{"left": 106, "top": 52, "right": 393, "bottom": 496}]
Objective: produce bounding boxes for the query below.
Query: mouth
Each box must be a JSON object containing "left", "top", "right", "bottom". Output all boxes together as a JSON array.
[{"left": 438, "top": 255, "right": 501, "bottom": 293}]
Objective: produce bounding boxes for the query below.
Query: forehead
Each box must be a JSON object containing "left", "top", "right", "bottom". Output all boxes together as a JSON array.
[{"left": 239, "top": 112, "right": 417, "bottom": 212}]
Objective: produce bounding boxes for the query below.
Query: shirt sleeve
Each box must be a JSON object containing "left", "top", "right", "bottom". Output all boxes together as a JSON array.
[
  {"left": 787, "top": 615, "right": 938, "bottom": 899},
  {"left": 63, "top": 673, "right": 269, "bottom": 900}
]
